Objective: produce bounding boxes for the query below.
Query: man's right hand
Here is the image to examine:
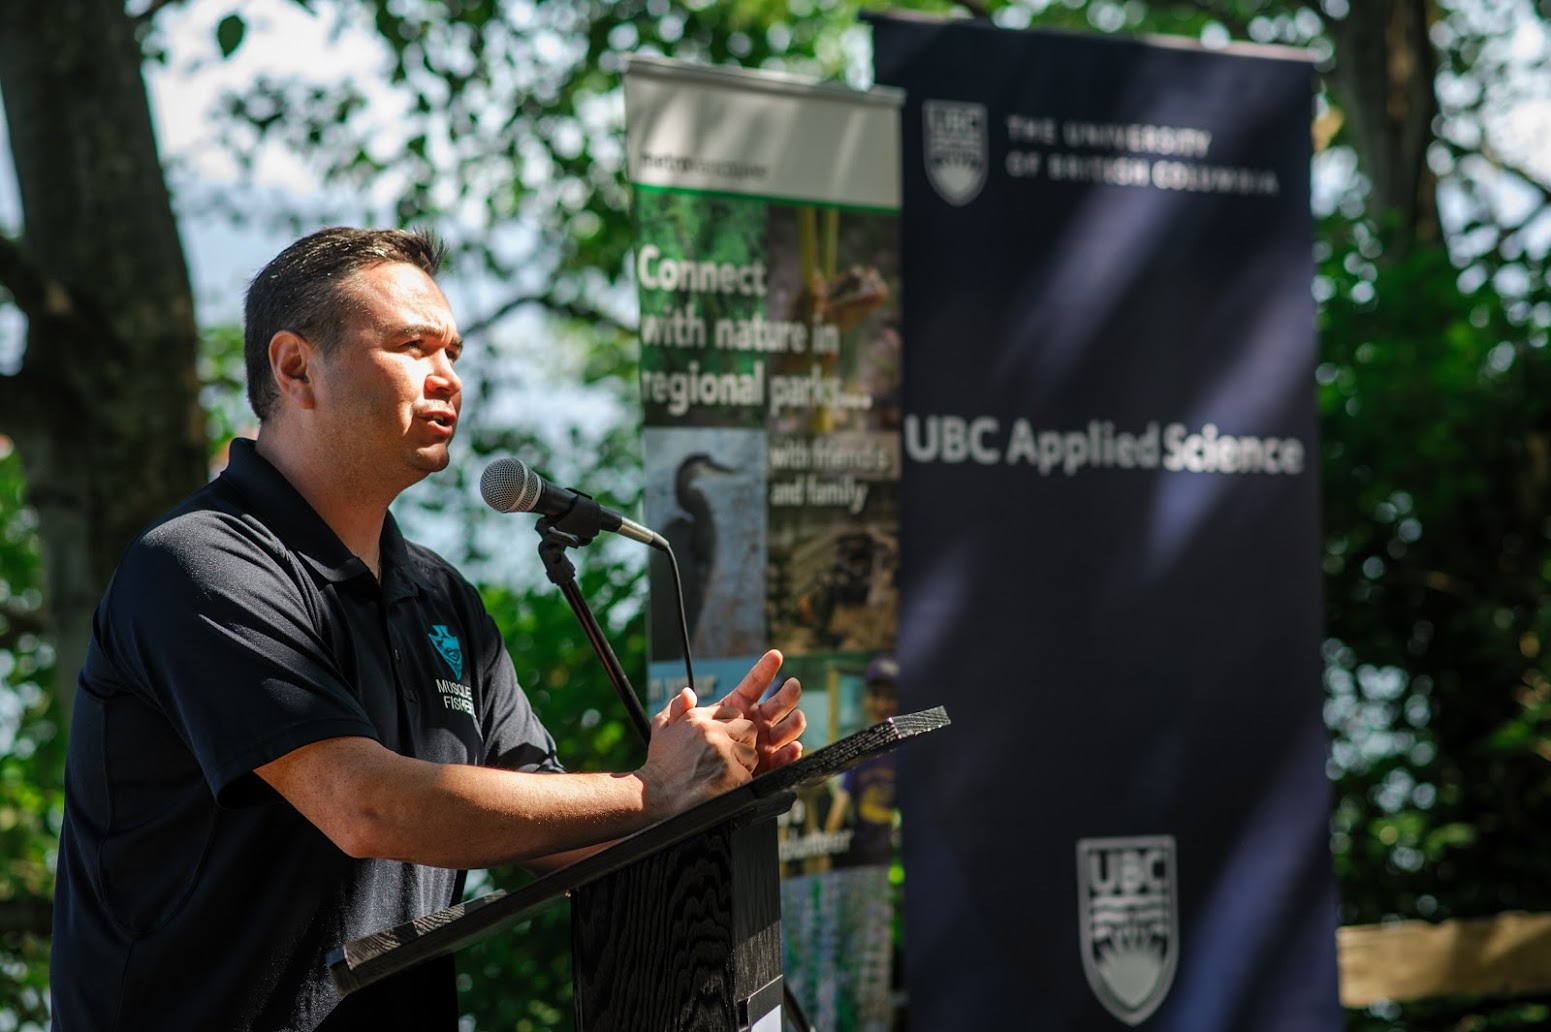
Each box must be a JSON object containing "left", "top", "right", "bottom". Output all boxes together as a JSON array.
[{"left": 638, "top": 687, "right": 758, "bottom": 820}]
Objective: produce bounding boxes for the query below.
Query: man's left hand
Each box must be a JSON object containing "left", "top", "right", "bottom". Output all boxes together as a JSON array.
[{"left": 711, "top": 649, "right": 806, "bottom": 776}]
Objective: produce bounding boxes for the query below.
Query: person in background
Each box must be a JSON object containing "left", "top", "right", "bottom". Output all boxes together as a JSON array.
[{"left": 829, "top": 653, "right": 899, "bottom": 868}]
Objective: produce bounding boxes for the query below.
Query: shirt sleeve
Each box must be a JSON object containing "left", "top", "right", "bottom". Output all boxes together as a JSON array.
[{"left": 96, "top": 513, "right": 379, "bottom": 806}]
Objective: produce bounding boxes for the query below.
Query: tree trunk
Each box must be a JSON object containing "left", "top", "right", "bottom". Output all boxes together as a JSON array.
[
  {"left": 1325, "top": 0, "right": 1441, "bottom": 249},
  {"left": 0, "top": 0, "right": 206, "bottom": 717}
]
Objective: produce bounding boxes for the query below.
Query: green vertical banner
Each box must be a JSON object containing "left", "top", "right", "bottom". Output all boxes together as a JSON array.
[{"left": 623, "top": 57, "right": 905, "bottom": 1031}]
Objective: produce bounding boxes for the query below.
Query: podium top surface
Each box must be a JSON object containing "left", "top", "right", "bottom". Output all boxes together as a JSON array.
[{"left": 328, "top": 706, "right": 949, "bottom": 994}]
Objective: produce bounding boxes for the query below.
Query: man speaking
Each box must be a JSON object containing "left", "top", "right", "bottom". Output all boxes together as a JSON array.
[{"left": 49, "top": 227, "right": 805, "bottom": 1030}]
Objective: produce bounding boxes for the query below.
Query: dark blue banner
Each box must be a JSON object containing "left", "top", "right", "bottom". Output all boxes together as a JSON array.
[{"left": 872, "top": 17, "right": 1341, "bottom": 1030}]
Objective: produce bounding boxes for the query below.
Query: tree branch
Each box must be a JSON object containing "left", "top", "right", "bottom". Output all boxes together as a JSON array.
[
  {"left": 0, "top": 233, "right": 50, "bottom": 322},
  {"left": 1183, "top": 0, "right": 1259, "bottom": 40},
  {"left": 0, "top": 238, "right": 43, "bottom": 437},
  {"left": 461, "top": 291, "right": 633, "bottom": 341},
  {"left": 1390, "top": 566, "right": 1476, "bottom": 601},
  {"left": 0, "top": 896, "right": 51, "bottom": 938},
  {"left": 0, "top": 601, "right": 51, "bottom": 645},
  {"left": 0, "top": 375, "right": 32, "bottom": 440},
  {"left": 131, "top": 0, "right": 186, "bottom": 26},
  {"left": 1477, "top": 142, "right": 1551, "bottom": 241}
]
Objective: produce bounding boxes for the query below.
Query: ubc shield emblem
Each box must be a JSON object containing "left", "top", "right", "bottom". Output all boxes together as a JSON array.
[
  {"left": 923, "top": 100, "right": 987, "bottom": 206},
  {"left": 1077, "top": 835, "right": 1178, "bottom": 1026},
  {"left": 427, "top": 625, "right": 464, "bottom": 681}
]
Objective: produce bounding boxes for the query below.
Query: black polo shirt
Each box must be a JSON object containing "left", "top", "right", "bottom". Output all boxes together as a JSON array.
[{"left": 51, "top": 439, "right": 563, "bottom": 1031}]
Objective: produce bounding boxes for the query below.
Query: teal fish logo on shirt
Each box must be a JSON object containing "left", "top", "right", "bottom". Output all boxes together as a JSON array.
[{"left": 428, "top": 625, "right": 464, "bottom": 681}]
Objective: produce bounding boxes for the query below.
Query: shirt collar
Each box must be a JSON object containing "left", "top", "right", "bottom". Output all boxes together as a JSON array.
[
  {"left": 218, "top": 438, "right": 425, "bottom": 598},
  {"left": 378, "top": 512, "right": 430, "bottom": 602}
]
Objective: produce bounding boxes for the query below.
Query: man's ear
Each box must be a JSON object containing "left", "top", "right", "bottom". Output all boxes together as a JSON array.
[{"left": 269, "top": 330, "right": 318, "bottom": 409}]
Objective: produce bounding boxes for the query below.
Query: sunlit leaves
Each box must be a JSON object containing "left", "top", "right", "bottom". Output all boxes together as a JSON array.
[
  {"left": 1319, "top": 206, "right": 1551, "bottom": 1028},
  {"left": 0, "top": 442, "right": 57, "bottom": 1032}
]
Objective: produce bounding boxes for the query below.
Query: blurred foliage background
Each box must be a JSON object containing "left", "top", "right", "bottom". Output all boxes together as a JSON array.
[{"left": 4, "top": 0, "right": 1551, "bottom": 1029}]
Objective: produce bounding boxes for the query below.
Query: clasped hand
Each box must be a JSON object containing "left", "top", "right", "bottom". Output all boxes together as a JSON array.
[{"left": 641, "top": 649, "right": 807, "bottom": 816}]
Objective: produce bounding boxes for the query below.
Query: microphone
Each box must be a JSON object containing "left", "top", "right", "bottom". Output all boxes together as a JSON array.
[{"left": 480, "top": 456, "right": 663, "bottom": 548}]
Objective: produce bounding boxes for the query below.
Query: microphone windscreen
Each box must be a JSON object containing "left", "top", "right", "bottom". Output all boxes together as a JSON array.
[{"left": 480, "top": 457, "right": 544, "bottom": 513}]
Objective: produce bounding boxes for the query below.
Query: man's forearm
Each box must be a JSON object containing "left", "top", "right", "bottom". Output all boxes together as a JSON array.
[{"left": 258, "top": 736, "right": 659, "bottom": 868}]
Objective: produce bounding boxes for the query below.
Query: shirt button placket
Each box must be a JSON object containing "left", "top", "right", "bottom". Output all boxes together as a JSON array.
[{"left": 389, "top": 624, "right": 416, "bottom": 707}]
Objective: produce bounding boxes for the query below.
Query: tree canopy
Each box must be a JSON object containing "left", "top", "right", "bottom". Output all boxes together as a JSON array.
[{"left": 4, "top": 0, "right": 1551, "bottom": 1028}]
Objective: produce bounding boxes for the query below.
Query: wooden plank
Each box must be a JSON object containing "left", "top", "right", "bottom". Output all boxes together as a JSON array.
[{"left": 1338, "top": 910, "right": 1551, "bottom": 1007}]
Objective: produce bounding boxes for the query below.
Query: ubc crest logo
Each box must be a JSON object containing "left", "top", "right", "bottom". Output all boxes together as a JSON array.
[
  {"left": 923, "top": 99, "right": 987, "bottom": 206},
  {"left": 427, "top": 625, "right": 463, "bottom": 681},
  {"left": 1077, "top": 835, "right": 1178, "bottom": 1026}
]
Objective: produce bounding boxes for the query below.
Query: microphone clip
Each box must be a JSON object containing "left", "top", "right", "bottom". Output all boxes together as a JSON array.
[
  {"left": 534, "top": 490, "right": 609, "bottom": 545},
  {"left": 534, "top": 518, "right": 586, "bottom": 588}
]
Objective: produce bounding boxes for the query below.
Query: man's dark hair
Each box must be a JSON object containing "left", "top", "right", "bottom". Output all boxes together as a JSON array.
[{"left": 243, "top": 226, "right": 447, "bottom": 420}]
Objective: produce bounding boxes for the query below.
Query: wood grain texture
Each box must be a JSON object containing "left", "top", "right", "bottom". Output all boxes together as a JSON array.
[
  {"left": 729, "top": 820, "right": 782, "bottom": 1004},
  {"left": 570, "top": 818, "right": 783, "bottom": 1030},
  {"left": 571, "top": 825, "right": 740, "bottom": 1030},
  {"left": 328, "top": 707, "right": 951, "bottom": 996}
]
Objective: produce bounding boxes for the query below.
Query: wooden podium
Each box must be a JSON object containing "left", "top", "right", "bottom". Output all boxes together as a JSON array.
[{"left": 328, "top": 706, "right": 949, "bottom": 1031}]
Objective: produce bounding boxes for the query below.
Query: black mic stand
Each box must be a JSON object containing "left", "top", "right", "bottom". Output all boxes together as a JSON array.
[
  {"left": 534, "top": 515, "right": 652, "bottom": 743},
  {"left": 532, "top": 510, "right": 819, "bottom": 1032}
]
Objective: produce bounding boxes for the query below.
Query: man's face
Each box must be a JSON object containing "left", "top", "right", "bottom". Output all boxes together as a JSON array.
[{"left": 309, "top": 261, "right": 463, "bottom": 489}]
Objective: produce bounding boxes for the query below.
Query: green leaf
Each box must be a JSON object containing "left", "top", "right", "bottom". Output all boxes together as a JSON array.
[{"left": 216, "top": 14, "right": 246, "bottom": 58}]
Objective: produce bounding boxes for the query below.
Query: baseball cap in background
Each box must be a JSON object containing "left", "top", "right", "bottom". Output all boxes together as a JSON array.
[{"left": 865, "top": 655, "right": 899, "bottom": 683}]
